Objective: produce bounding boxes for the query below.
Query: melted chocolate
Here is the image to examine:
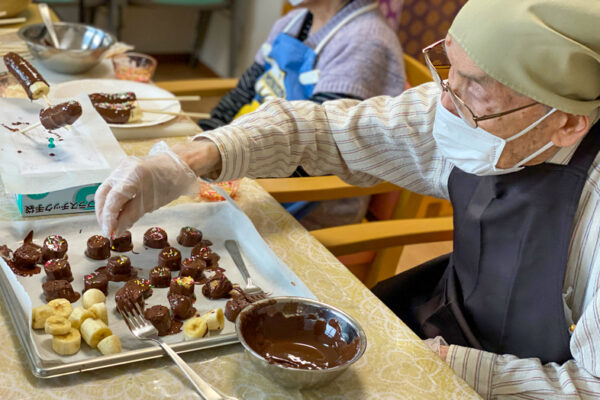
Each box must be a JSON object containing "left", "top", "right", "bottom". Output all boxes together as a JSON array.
[
  {"left": 42, "top": 234, "right": 68, "bottom": 262},
  {"left": 125, "top": 278, "right": 153, "bottom": 299},
  {"left": 3, "top": 52, "right": 49, "bottom": 100},
  {"left": 85, "top": 235, "right": 110, "bottom": 260},
  {"left": 13, "top": 244, "right": 41, "bottom": 269},
  {"left": 84, "top": 271, "right": 108, "bottom": 295},
  {"left": 180, "top": 256, "right": 206, "bottom": 282},
  {"left": 43, "top": 259, "right": 73, "bottom": 282},
  {"left": 241, "top": 303, "right": 360, "bottom": 370},
  {"left": 110, "top": 231, "right": 133, "bottom": 252},
  {"left": 115, "top": 283, "right": 144, "bottom": 311},
  {"left": 168, "top": 294, "right": 196, "bottom": 319},
  {"left": 201, "top": 273, "right": 232, "bottom": 299},
  {"left": 191, "top": 245, "right": 220, "bottom": 268},
  {"left": 1, "top": 123, "right": 18, "bottom": 132},
  {"left": 92, "top": 101, "right": 134, "bottom": 124},
  {"left": 143, "top": 227, "right": 168, "bottom": 249},
  {"left": 42, "top": 279, "right": 80, "bottom": 302},
  {"left": 89, "top": 92, "right": 136, "bottom": 104},
  {"left": 158, "top": 246, "right": 181, "bottom": 271},
  {"left": 176, "top": 226, "right": 203, "bottom": 247},
  {"left": 168, "top": 276, "right": 195, "bottom": 298},
  {"left": 39, "top": 101, "right": 82, "bottom": 130},
  {"left": 144, "top": 305, "right": 171, "bottom": 335},
  {"left": 149, "top": 266, "right": 171, "bottom": 288}
]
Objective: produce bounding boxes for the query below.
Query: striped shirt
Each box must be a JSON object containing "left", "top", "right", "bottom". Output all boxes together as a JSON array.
[{"left": 199, "top": 82, "right": 600, "bottom": 399}]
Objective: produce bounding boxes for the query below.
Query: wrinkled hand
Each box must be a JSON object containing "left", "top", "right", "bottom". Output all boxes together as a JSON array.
[{"left": 95, "top": 148, "right": 200, "bottom": 237}]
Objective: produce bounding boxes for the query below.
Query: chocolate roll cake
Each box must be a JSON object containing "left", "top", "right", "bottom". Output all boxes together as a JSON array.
[
  {"left": 13, "top": 244, "right": 41, "bottom": 269},
  {"left": 85, "top": 235, "right": 111, "bottom": 260},
  {"left": 84, "top": 271, "right": 108, "bottom": 295},
  {"left": 201, "top": 274, "right": 233, "bottom": 300},
  {"left": 125, "top": 278, "right": 152, "bottom": 299},
  {"left": 143, "top": 227, "right": 168, "bottom": 249},
  {"left": 191, "top": 245, "right": 220, "bottom": 268},
  {"left": 168, "top": 276, "right": 195, "bottom": 298},
  {"left": 179, "top": 256, "right": 206, "bottom": 281},
  {"left": 115, "top": 283, "right": 144, "bottom": 311},
  {"left": 42, "top": 235, "right": 68, "bottom": 262},
  {"left": 110, "top": 231, "right": 133, "bottom": 252},
  {"left": 158, "top": 247, "right": 181, "bottom": 271},
  {"left": 39, "top": 101, "right": 82, "bottom": 130},
  {"left": 168, "top": 294, "right": 196, "bottom": 320},
  {"left": 149, "top": 266, "right": 171, "bottom": 288},
  {"left": 144, "top": 305, "right": 171, "bottom": 336},
  {"left": 176, "top": 227, "right": 203, "bottom": 247},
  {"left": 106, "top": 255, "right": 137, "bottom": 282},
  {"left": 44, "top": 259, "right": 73, "bottom": 282},
  {"left": 42, "top": 279, "right": 80, "bottom": 302}
]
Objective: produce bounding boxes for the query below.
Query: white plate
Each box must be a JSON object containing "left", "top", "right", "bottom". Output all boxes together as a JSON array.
[{"left": 49, "top": 79, "right": 181, "bottom": 128}]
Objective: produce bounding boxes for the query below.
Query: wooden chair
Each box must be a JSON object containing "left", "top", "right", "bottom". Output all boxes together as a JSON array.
[{"left": 156, "top": 53, "right": 453, "bottom": 288}]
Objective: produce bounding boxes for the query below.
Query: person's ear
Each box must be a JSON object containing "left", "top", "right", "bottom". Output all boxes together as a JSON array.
[{"left": 551, "top": 113, "right": 590, "bottom": 148}]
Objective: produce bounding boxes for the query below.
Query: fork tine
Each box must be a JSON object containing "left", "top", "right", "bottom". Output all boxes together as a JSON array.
[
  {"left": 128, "top": 300, "right": 146, "bottom": 327},
  {"left": 118, "top": 306, "right": 136, "bottom": 332}
]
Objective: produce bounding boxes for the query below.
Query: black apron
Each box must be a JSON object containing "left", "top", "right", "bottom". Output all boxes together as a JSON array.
[{"left": 372, "top": 121, "right": 600, "bottom": 364}]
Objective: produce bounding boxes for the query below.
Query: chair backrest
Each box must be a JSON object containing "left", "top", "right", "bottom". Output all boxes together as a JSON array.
[{"left": 397, "top": 0, "right": 467, "bottom": 63}]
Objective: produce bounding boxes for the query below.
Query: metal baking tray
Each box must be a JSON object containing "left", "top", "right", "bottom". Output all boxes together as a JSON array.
[{"left": 0, "top": 202, "right": 314, "bottom": 378}]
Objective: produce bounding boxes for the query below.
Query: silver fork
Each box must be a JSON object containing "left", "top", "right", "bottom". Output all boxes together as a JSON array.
[
  {"left": 118, "top": 301, "right": 236, "bottom": 400},
  {"left": 224, "top": 240, "right": 270, "bottom": 302}
]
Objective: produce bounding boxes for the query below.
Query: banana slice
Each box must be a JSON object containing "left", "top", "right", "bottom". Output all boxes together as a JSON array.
[
  {"left": 82, "top": 289, "right": 106, "bottom": 309},
  {"left": 52, "top": 328, "right": 81, "bottom": 355},
  {"left": 45, "top": 315, "right": 71, "bottom": 335},
  {"left": 199, "top": 308, "right": 224, "bottom": 331},
  {"left": 89, "top": 302, "right": 108, "bottom": 324},
  {"left": 80, "top": 318, "right": 112, "bottom": 348},
  {"left": 30, "top": 82, "right": 50, "bottom": 100},
  {"left": 129, "top": 102, "right": 143, "bottom": 123},
  {"left": 68, "top": 306, "right": 94, "bottom": 329},
  {"left": 183, "top": 317, "right": 208, "bottom": 340},
  {"left": 48, "top": 298, "right": 72, "bottom": 318},
  {"left": 97, "top": 335, "right": 122, "bottom": 355},
  {"left": 32, "top": 304, "right": 54, "bottom": 329}
]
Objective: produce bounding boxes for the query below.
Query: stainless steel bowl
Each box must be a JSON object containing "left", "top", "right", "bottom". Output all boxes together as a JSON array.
[
  {"left": 235, "top": 296, "right": 367, "bottom": 389},
  {"left": 18, "top": 22, "right": 115, "bottom": 74}
]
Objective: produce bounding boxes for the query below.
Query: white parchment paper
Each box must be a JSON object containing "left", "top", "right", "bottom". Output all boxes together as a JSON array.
[
  {"left": 0, "top": 93, "right": 126, "bottom": 194},
  {"left": 0, "top": 202, "right": 314, "bottom": 364}
]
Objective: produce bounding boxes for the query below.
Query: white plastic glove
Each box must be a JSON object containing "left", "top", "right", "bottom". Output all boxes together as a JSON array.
[
  {"left": 95, "top": 143, "right": 200, "bottom": 237},
  {"left": 423, "top": 336, "right": 449, "bottom": 357}
]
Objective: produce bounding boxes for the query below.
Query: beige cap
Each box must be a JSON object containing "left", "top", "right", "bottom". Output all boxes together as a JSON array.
[{"left": 449, "top": 0, "right": 600, "bottom": 117}]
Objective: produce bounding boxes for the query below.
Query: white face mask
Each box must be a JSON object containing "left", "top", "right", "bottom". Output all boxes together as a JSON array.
[
  {"left": 432, "top": 97, "right": 557, "bottom": 176},
  {"left": 288, "top": 0, "right": 304, "bottom": 6}
]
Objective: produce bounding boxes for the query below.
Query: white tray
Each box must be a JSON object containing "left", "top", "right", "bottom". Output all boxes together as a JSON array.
[{"left": 0, "top": 202, "right": 314, "bottom": 378}]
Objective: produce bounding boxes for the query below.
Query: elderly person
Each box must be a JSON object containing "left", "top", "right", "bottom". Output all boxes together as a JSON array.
[{"left": 95, "top": 0, "right": 600, "bottom": 397}]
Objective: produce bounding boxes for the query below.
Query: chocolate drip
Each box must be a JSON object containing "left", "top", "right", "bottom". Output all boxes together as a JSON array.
[
  {"left": 3, "top": 52, "right": 48, "bottom": 100},
  {"left": 39, "top": 101, "right": 82, "bottom": 130}
]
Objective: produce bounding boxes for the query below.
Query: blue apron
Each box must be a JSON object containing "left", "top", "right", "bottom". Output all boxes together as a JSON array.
[{"left": 243, "top": 4, "right": 377, "bottom": 218}]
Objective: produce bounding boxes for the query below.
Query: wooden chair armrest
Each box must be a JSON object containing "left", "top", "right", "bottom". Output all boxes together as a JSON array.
[
  {"left": 155, "top": 78, "right": 238, "bottom": 97},
  {"left": 256, "top": 176, "right": 400, "bottom": 202},
  {"left": 311, "top": 216, "right": 453, "bottom": 256}
]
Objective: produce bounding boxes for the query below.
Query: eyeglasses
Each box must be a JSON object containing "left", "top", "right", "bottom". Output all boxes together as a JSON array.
[{"left": 422, "top": 39, "right": 538, "bottom": 128}]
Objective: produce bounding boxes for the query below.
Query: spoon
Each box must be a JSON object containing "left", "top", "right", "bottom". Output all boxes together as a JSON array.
[{"left": 38, "top": 4, "right": 60, "bottom": 48}]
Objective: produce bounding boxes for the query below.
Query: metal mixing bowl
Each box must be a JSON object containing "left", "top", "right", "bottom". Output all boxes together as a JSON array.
[
  {"left": 18, "top": 22, "right": 115, "bottom": 74},
  {"left": 235, "top": 297, "right": 367, "bottom": 389}
]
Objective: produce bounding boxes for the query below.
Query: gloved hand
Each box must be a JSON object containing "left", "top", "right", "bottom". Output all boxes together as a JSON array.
[
  {"left": 95, "top": 143, "right": 200, "bottom": 237},
  {"left": 423, "top": 336, "right": 449, "bottom": 359}
]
